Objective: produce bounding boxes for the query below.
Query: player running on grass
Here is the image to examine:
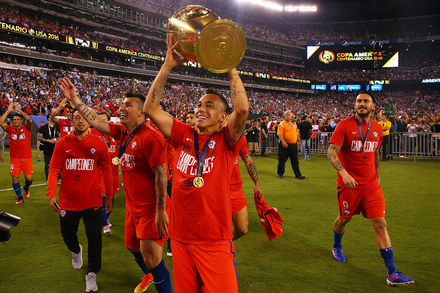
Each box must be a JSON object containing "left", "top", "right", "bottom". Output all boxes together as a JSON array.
[{"left": 327, "top": 91, "right": 414, "bottom": 286}]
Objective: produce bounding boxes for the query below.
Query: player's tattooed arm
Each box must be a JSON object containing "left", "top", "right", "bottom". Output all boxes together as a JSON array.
[
  {"left": 152, "top": 163, "right": 169, "bottom": 236},
  {"left": 328, "top": 143, "right": 358, "bottom": 188},
  {"left": 77, "top": 102, "right": 96, "bottom": 122},
  {"left": 236, "top": 120, "right": 246, "bottom": 137},
  {"left": 152, "top": 163, "right": 168, "bottom": 211},
  {"left": 76, "top": 102, "right": 111, "bottom": 135},
  {"left": 327, "top": 144, "right": 344, "bottom": 172},
  {"left": 243, "top": 153, "right": 259, "bottom": 184},
  {"left": 228, "top": 69, "right": 249, "bottom": 142}
]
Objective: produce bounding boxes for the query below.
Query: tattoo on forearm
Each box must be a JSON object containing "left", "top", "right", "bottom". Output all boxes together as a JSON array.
[
  {"left": 152, "top": 164, "right": 167, "bottom": 210},
  {"left": 77, "top": 103, "right": 96, "bottom": 121},
  {"left": 150, "top": 70, "right": 169, "bottom": 105},
  {"left": 328, "top": 144, "right": 344, "bottom": 171},
  {"left": 246, "top": 161, "right": 259, "bottom": 184},
  {"left": 236, "top": 120, "right": 246, "bottom": 136}
]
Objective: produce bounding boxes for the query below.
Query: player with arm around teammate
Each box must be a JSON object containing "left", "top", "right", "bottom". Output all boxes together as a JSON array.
[
  {"left": 327, "top": 91, "right": 414, "bottom": 286},
  {"left": 58, "top": 79, "right": 172, "bottom": 293}
]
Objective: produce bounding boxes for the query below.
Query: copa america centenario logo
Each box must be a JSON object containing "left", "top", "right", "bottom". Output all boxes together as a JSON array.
[{"left": 319, "top": 50, "right": 335, "bottom": 64}]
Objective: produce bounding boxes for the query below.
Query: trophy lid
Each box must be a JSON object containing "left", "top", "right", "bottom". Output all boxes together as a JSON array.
[{"left": 195, "top": 19, "right": 246, "bottom": 74}]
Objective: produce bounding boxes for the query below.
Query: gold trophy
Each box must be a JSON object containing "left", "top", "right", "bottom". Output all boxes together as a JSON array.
[{"left": 167, "top": 5, "right": 246, "bottom": 74}]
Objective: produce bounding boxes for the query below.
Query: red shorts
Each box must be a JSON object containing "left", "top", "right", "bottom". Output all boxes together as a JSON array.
[
  {"left": 10, "top": 158, "right": 33, "bottom": 176},
  {"left": 336, "top": 185, "right": 386, "bottom": 219},
  {"left": 231, "top": 188, "right": 248, "bottom": 214},
  {"left": 172, "top": 239, "right": 238, "bottom": 293},
  {"left": 124, "top": 209, "right": 167, "bottom": 250},
  {"left": 100, "top": 174, "right": 120, "bottom": 194}
]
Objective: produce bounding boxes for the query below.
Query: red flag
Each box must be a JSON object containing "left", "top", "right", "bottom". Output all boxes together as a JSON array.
[{"left": 254, "top": 192, "right": 283, "bottom": 241}]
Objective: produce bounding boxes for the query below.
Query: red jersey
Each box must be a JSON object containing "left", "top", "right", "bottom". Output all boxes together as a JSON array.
[
  {"left": 230, "top": 135, "right": 249, "bottom": 191},
  {"left": 91, "top": 128, "right": 119, "bottom": 175},
  {"left": 329, "top": 116, "right": 383, "bottom": 189},
  {"left": 47, "top": 132, "right": 113, "bottom": 210},
  {"left": 6, "top": 125, "right": 32, "bottom": 158},
  {"left": 58, "top": 117, "right": 74, "bottom": 138},
  {"left": 169, "top": 119, "right": 240, "bottom": 244},
  {"left": 109, "top": 123, "right": 167, "bottom": 216}
]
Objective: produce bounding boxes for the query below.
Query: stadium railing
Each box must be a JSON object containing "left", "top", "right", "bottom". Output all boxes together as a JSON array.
[{"left": 264, "top": 131, "right": 439, "bottom": 159}]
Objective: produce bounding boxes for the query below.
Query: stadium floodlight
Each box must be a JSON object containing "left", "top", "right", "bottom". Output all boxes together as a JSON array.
[
  {"left": 285, "top": 5, "right": 317, "bottom": 13},
  {"left": 240, "top": 0, "right": 283, "bottom": 12}
]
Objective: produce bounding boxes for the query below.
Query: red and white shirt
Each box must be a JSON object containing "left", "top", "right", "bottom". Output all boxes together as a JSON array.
[
  {"left": 47, "top": 132, "right": 113, "bottom": 210},
  {"left": 168, "top": 119, "right": 240, "bottom": 244},
  {"left": 7, "top": 125, "right": 32, "bottom": 158},
  {"left": 329, "top": 116, "right": 383, "bottom": 189},
  {"left": 109, "top": 123, "right": 168, "bottom": 216}
]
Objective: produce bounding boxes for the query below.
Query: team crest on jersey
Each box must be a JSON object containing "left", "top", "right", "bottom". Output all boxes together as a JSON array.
[
  {"left": 374, "top": 132, "right": 378, "bottom": 137},
  {"left": 60, "top": 210, "right": 66, "bottom": 217},
  {"left": 208, "top": 140, "right": 216, "bottom": 149},
  {"left": 132, "top": 142, "right": 137, "bottom": 149},
  {"left": 90, "top": 148, "right": 96, "bottom": 154}
]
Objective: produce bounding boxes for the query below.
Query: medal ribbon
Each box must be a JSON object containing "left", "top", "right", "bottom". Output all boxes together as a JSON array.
[
  {"left": 15, "top": 127, "right": 21, "bottom": 144},
  {"left": 354, "top": 116, "right": 371, "bottom": 151},
  {"left": 194, "top": 131, "right": 217, "bottom": 178},
  {"left": 117, "top": 123, "right": 144, "bottom": 159},
  {"left": 101, "top": 132, "right": 111, "bottom": 148}
]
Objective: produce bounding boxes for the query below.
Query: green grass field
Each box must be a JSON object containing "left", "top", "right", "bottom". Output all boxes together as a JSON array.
[{"left": 0, "top": 149, "right": 439, "bottom": 293}]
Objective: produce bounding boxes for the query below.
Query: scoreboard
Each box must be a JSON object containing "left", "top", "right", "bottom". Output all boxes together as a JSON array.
[{"left": 306, "top": 44, "right": 399, "bottom": 70}]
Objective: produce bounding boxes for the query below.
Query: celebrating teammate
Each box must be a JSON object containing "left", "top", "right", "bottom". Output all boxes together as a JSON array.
[
  {"left": 46, "top": 109, "right": 114, "bottom": 292},
  {"left": 327, "top": 91, "right": 414, "bottom": 286},
  {"left": 58, "top": 78, "right": 172, "bottom": 293},
  {"left": 143, "top": 34, "right": 249, "bottom": 292},
  {"left": 50, "top": 98, "right": 75, "bottom": 138},
  {"left": 0, "top": 103, "right": 34, "bottom": 205}
]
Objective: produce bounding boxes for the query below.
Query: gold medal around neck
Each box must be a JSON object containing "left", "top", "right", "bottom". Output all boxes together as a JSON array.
[
  {"left": 112, "top": 157, "right": 121, "bottom": 165},
  {"left": 67, "top": 131, "right": 71, "bottom": 135},
  {"left": 360, "top": 145, "right": 365, "bottom": 153},
  {"left": 193, "top": 176, "right": 204, "bottom": 188}
]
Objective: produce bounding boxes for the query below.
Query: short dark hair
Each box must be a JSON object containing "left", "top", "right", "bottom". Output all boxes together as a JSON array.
[
  {"left": 187, "top": 110, "right": 195, "bottom": 115},
  {"left": 13, "top": 113, "right": 23, "bottom": 120},
  {"left": 357, "top": 90, "right": 375, "bottom": 103},
  {"left": 206, "top": 88, "right": 231, "bottom": 114},
  {"left": 125, "top": 92, "right": 146, "bottom": 103},
  {"left": 125, "top": 92, "right": 146, "bottom": 112}
]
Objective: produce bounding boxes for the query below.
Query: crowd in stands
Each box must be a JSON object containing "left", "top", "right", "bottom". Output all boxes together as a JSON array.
[
  {"left": 1, "top": 67, "right": 439, "bottom": 131},
  {"left": 124, "top": 0, "right": 439, "bottom": 43},
  {"left": 6, "top": 0, "right": 440, "bottom": 52},
  {"left": 3, "top": 2, "right": 440, "bottom": 86}
]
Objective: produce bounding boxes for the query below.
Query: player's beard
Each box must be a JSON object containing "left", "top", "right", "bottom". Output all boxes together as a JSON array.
[{"left": 356, "top": 109, "right": 371, "bottom": 118}]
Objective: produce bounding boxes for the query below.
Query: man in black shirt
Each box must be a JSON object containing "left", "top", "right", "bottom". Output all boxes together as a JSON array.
[
  {"left": 260, "top": 116, "right": 269, "bottom": 157},
  {"left": 298, "top": 115, "right": 313, "bottom": 160},
  {"left": 395, "top": 115, "right": 408, "bottom": 154},
  {"left": 246, "top": 121, "right": 260, "bottom": 157},
  {"left": 37, "top": 115, "right": 60, "bottom": 180}
]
